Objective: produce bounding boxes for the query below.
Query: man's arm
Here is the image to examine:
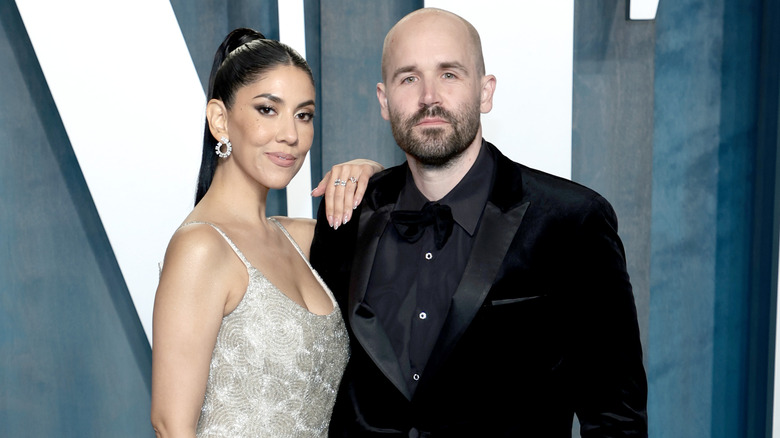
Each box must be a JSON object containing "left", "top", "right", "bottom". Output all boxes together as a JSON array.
[{"left": 571, "top": 195, "right": 648, "bottom": 437}]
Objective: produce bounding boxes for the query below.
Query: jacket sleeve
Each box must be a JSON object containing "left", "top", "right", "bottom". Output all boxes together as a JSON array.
[{"left": 570, "top": 195, "right": 648, "bottom": 437}]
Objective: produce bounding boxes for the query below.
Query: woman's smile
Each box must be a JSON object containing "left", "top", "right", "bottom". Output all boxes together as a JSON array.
[{"left": 265, "top": 151, "right": 297, "bottom": 168}]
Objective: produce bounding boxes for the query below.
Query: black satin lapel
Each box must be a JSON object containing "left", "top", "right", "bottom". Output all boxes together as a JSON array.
[
  {"left": 419, "top": 201, "right": 530, "bottom": 387},
  {"left": 347, "top": 205, "right": 388, "bottom": 315},
  {"left": 349, "top": 205, "right": 413, "bottom": 401}
]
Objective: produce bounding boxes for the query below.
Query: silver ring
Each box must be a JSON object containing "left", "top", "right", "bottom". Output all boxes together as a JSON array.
[
  {"left": 349, "top": 176, "right": 357, "bottom": 184},
  {"left": 334, "top": 179, "right": 346, "bottom": 186}
]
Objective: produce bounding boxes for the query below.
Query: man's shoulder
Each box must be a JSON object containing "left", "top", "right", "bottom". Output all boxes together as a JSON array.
[
  {"left": 490, "top": 143, "right": 612, "bottom": 214},
  {"left": 368, "top": 162, "right": 407, "bottom": 185},
  {"left": 363, "top": 162, "right": 409, "bottom": 207},
  {"left": 518, "top": 162, "right": 596, "bottom": 198}
]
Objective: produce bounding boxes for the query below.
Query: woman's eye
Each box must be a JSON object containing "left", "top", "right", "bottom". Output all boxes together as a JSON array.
[
  {"left": 257, "top": 106, "right": 275, "bottom": 115},
  {"left": 297, "top": 112, "right": 314, "bottom": 122}
]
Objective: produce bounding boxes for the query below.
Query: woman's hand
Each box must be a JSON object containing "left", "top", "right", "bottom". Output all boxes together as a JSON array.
[{"left": 311, "top": 159, "right": 383, "bottom": 229}]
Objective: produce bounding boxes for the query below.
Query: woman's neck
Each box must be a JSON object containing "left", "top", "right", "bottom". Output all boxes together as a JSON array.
[{"left": 200, "top": 165, "right": 271, "bottom": 225}]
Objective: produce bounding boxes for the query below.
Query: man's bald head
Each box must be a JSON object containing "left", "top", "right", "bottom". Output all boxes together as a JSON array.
[{"left": 381, "top": 8, "right": 485, "bottom": 83}]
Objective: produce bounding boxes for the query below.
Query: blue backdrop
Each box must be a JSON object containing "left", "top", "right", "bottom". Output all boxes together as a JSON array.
[{"left": 0, "top": 0, "right": 777, "bottom": 436}]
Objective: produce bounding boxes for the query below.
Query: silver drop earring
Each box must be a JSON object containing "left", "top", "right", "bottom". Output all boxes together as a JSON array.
[{"left": 215, "top": 136, "right": 232, "bottom": 158}]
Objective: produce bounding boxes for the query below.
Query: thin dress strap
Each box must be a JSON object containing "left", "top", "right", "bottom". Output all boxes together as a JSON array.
[
  {"left": 268, "top": 218, "right": 336, "bottom": 306},
  {"left": 179, "top": 221, "right": 252, "bottom": 269},
  {"left": 268, "top": 218, "right": 314, "bottom": 270}
]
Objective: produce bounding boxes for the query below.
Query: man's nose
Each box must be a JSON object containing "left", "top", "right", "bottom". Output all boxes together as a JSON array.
[{"left": 419, "top": 77, "right": 442, "bottom": 107}]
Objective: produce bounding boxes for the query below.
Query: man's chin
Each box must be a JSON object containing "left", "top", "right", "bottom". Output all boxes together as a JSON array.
[
  {"left": 416, "top": 125, "right": 448, "bottom": 137},
  {"left": 413, "top": 153, "right": 460, "bottom": 169},
  {"left": 408, "top": 145, "right": 467, "bottom": 168},
  {"left": 410, "top": 131, "right": 450, "bottom": 149}
]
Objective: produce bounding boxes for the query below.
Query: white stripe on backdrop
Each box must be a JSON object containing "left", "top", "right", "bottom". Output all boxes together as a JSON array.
[
  {"left": 15, "top": 0, "right": 313, "bottom": 344},
  {"left": 279, "top": 0, "right": 313, "bottom": 219},
  {"left": 16, "top": 0, "right": 204, "bottom": 343},
  {"left": 424, "top": 0, "right": 574, "bottom": 180}
]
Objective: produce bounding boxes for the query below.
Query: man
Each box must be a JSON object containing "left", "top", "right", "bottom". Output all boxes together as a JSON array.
[{"left": 311, "top": 7, "right": 647, "bottom": 437}]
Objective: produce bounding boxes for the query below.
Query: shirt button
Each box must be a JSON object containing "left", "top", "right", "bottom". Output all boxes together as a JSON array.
[
  {"left": 413, "top": 373, "right": 420, "bottom": 381},
  {"left": 425, "top": 252, "right": 433, "bottom": 260},
  {"left": 419, "top": 312, "right": 427, "bottom": 320}
]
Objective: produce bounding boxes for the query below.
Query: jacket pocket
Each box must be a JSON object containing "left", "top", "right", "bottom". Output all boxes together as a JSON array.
[{"left": 489, "top": 295, "right": 543, "bottom": 306}]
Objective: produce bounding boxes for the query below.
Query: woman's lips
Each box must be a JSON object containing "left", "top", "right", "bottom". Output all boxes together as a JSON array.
[{"left": 266, "top": 152, "right": 297, "bottom": 168}]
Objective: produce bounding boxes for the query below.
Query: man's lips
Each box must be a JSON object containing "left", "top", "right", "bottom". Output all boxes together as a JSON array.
[
  {"left": 415, "top": 117, "right": 448, "bottom": 126},
  {"left": 266, "top": 152, "right": 297, "bottom": 168}
]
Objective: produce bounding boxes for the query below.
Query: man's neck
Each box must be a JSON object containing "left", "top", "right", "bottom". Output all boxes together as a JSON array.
[{"left": 407, "top": 134, "right": 483, "bottom": 202}]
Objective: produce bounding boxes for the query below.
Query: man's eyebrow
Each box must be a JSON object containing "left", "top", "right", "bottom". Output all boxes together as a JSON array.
[
  {"left": 439, "top": 62, "right": 469, "bottom": 75},
  {"left": 391, "top": 65, "right": 417, "bottom": 80},
  {"left": 391, "top": 62, "right": 470, "bottom": 80}
]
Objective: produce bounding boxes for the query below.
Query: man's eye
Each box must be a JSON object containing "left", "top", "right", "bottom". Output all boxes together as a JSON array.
[
  {"left": 402, "top": 77, "right": 416, "bottom": 84},
  {"left": 443, "top": 73, "right": 455, "bottom": 79}
]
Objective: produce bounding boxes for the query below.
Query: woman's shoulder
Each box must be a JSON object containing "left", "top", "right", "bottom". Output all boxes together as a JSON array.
[
  {"left": 157, "top": 220, "right": 247, "bottom": 307},
  {"left": 163, "top": 222, "right": 237, "bottom": 273}
]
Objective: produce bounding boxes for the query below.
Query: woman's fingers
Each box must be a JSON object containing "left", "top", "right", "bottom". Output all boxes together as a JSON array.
[
  {"left": 329, "top": 169, "right": 348, "bottom": 229},
  {"left": 312, "top": 159, "right": 383, "bottom": 229}
]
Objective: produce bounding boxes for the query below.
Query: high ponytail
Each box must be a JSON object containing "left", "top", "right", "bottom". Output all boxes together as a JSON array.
[{"left": 194, "top": 28, "right": 313, "bottom": 205}]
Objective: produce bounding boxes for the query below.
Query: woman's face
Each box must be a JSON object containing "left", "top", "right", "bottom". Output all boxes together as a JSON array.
[{"left": 224, "top": 64, "right": 316, "bottom": 190}]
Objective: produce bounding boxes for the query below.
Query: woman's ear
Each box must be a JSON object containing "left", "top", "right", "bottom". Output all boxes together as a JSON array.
[{"left": 206, "top": 99, "right": 228, "bottom": 140}]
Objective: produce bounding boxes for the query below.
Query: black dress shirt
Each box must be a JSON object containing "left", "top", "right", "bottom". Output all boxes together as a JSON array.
[{"left": 364, "top": 141, "right": 495, "bottom": 393}]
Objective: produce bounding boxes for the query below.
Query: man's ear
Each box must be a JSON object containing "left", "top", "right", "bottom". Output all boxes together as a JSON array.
[
  {"left": 376, "top": 83, "right": 390, "bottom": 121},
  {"left": 479, "top": 75, "right": 497, "bottom": 114},
  {"left": 206, "top": 99, "right": 229, "bottom": 140}
]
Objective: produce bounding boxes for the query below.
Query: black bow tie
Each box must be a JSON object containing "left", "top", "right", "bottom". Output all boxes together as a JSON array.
[{"left": 390, "top": 202, "right": 454, "bottom": 250}]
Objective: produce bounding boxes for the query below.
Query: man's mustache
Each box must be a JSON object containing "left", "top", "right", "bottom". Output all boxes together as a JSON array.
[{"left": 409, "top": 105, "right": 454, "bottom": 125}]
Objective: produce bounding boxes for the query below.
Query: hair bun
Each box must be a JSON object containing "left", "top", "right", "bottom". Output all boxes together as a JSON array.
[{"left": 226, "top": 28, "right": 265, "bottom": 53}]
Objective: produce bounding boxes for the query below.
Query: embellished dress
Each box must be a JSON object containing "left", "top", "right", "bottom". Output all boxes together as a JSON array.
[{"left": 189, "top": 219, "right": 349, "bottom": 438}]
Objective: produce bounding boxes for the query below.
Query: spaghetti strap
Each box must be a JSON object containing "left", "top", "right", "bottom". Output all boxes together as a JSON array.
[
  {"left": 268, "top": 218, "right": 337, "bottom": 305},
  {"left": 268, "top": 218, "right": 314, "bottom": 270},
  {"left": 179, "top": 221, "right": 252, "bottom": 270}
]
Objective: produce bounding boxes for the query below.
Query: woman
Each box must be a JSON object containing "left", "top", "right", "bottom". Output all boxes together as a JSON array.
[{"left": 151, "top": 28, "right": 379, "bottom": 437}]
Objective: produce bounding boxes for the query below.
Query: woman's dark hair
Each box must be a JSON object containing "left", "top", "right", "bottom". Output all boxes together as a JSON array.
[{"left": 194, "top": 28, "right": 314, "bottom": 205}]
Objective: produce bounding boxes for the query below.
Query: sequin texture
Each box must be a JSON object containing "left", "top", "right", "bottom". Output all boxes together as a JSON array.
[{"left": 192, "top": 220, "right": 349, "bottom": 438}]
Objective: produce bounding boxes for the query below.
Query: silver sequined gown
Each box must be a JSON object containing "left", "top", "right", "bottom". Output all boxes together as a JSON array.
[{"left": 190, "top": 219, "right": 349, "bottom": 438}]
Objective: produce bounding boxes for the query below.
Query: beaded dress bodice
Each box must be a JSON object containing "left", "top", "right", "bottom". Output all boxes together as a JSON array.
[{"left": 191, "top": 219, "right": 349, "bottom": 438}]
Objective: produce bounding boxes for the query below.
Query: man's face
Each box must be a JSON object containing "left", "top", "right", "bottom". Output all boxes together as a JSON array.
[
  {"left": 377, "top": 14, "right": 491, "bottom": 168},
  {"left": 387, "top": 91, "right": 481, "bottom": 168}
]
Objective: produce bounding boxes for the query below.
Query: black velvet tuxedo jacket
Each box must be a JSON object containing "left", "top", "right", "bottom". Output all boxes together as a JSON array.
[{"left": 311, "top": 142, "right": 647, "bottom": 437}]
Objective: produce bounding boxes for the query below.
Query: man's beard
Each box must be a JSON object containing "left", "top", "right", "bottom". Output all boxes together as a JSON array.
[{"left": 389, "top": 102, "right": 480, "bottom": 168}]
